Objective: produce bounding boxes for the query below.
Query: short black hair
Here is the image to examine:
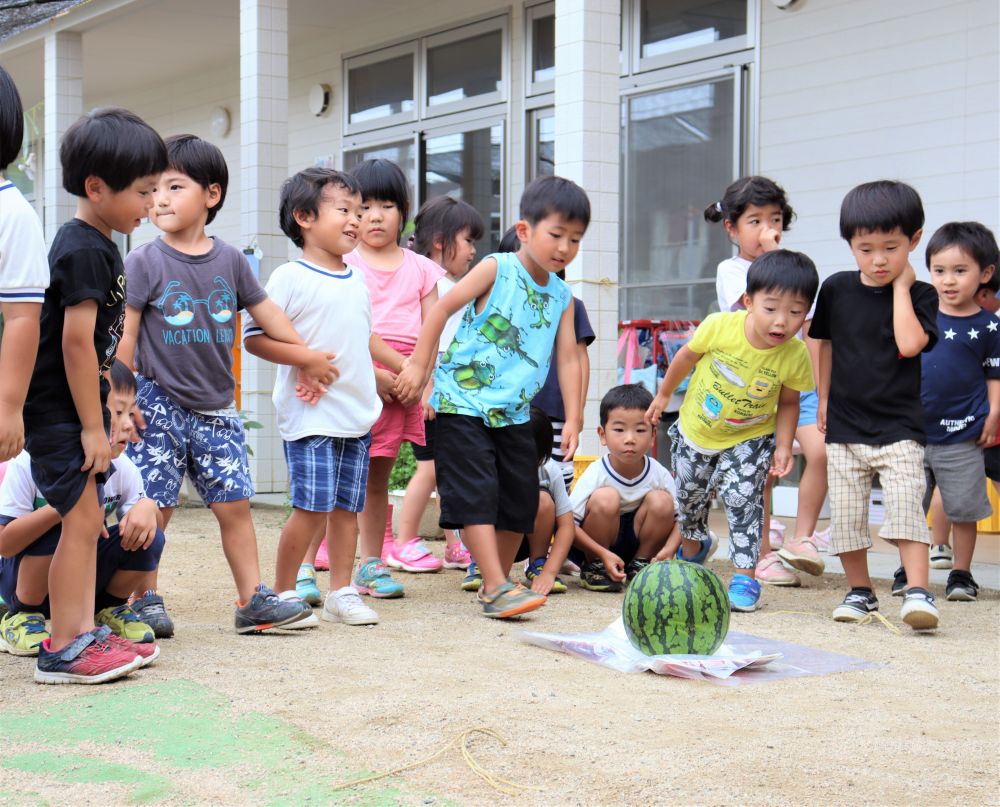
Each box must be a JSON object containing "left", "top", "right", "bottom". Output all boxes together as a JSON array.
[
  {"left": 745, "top": 249, "right": 819, "bottom": 306},
  {"left": 497, "top": 224, "right": 519, "bottom": 253},
  {"left": 61, "top": 107, "right": 167, "bottom": 196},
  {"left": 529, "top": 406, "right": 553, "bottom": 466},
  {"left": 412, "top": 196, "right": 484, "bottom": 262},
  {"left": 704, "top": 175, "right": 794, "bottom": 230},
  {"left": 839, "top": 180, "right": 924, "bottom": 241},
  {"left": 279, "top": 167, "right": 361, "bottom": 249},
  {"left": 349, "top": 158, "right": 410, "bottom": 238},
  {"left": 0, "top": 65, "right": 24, "bottom": 171},
  {"left": 925, "top": 221, "right": 999, "bottom": 279},
  {"left": 600, "top": 384, "right": 653, "bottom": 427},
  {"left": 109, "top": 359, "right": 137, "bottom": 396},
  {"left": 519, "top": 175, "right": 590, "bottom": 229},
  {"left": 164, "top": 134, "right": 229, "bottom": 225}
]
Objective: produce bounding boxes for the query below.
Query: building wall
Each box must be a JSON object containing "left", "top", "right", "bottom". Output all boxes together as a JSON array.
[{"left": 758, "top": 0, "right": 999, "bottom": 277}]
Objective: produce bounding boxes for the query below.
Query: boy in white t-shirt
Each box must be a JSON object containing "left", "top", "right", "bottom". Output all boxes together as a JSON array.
[
  {"left": 244, "top": 167, "right": 405, "bottom": 627},
  {"left": 570, "top": 385, "right": 681, "bottom": 593}
]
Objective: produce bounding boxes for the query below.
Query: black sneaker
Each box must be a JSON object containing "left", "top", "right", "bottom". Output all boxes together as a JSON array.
[
  {"left": 890, "top": 566, "right": 908, "bottom": 597},
  {"left": 625, "top": 557, "right": 650, "bottom": 582},
  {"left": 832, "top": 588, "right": 879, "bottom": 622},
  {"left": 130, "top": 590, "right": 175, "bottom": 639},
  {"left": 900, "top": 587, "right": 939, "bottom": 630},
  {"left": 945, "top": 569, "right": 979, "bottom": 602},
  {"left": 579, "top": 560, "right": 622, "bottom": 593},
  {"left": 234, "top": 584, "right": 311, "bottom": 634}
]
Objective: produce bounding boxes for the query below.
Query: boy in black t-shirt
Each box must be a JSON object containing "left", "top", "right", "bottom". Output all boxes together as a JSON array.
[
  {"left": 23, "top": 108, "right": 167, "bottom": 684},
  {"left": 810, "top": 180, "right": 940, "bottom": 631}
]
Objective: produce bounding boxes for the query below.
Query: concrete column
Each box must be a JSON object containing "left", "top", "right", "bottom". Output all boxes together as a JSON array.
[
  {"left": 43, "top": 30, "right": 82, "bottom": 244},
  {"left": 239, "top": 0, "right": 288, "bottom": 492},
  {"left": 554, "top": 0, "right": 620, "bottom": 456}
]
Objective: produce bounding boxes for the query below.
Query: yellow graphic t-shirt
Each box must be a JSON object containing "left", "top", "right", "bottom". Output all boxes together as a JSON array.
[{"left": 679, "top": 311, "right": 814, "bottom": 451}]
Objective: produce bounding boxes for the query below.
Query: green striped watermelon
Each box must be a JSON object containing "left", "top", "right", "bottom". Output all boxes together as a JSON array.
[{"left": 622, "top": 560, "right": 730, "bottom": 656}]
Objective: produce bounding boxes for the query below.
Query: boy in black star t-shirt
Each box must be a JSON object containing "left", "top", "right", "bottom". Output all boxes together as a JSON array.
[
  {"left": 809, "top": 180, "right": 940, "bottom": 631},
  {"left": 23, "top": 108, "right": 167, "bottom": 685}
]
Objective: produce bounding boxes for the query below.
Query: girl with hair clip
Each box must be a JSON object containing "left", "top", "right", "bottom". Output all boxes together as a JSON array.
[{"left": 706, "top": 176, "right": 829, "bottom": 588}]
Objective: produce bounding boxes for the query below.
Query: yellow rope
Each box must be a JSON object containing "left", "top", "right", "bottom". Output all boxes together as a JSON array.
[
  {"left": 327, "top": 726, "right": 542, "bottom": 796},
  {"left": 766, "top": 609, "right": 904, "bottom": 636}
]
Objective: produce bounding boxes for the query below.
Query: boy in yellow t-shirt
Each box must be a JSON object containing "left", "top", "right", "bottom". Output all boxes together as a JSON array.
[{"left": 646, "top": 250, "right": 818, "bottom": 612}]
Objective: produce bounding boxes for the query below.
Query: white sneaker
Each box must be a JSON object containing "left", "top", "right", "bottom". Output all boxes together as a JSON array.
[
  {"left": 322, "top": 586, "right": 379, "bottom": 626},
  {"left": 275, "top": 590, "right": 318, "bottom": 629},
  {"left": 900, "top": 588, "right": 939, "bottom": 631},
  {"left": 929, "top": 544, "right": 953, "bottom": 569}
]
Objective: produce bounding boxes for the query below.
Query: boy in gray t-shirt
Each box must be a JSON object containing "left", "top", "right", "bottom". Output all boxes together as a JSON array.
[{"left": 118, "top": 135, "right": 335, "bottom": 635}]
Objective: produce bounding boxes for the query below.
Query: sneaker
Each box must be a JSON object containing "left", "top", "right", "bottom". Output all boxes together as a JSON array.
[
  {"left": 929, "top": 544, "right": 954, "bottom": 570},
  {"left": 275, "top": 591, "right": 319, "bottom": 629},
  {"left": 776, "top": 538, "right": 825, "bottom": 577},
  {"left": 812, "top": 527, "right": 832, "bottom": 553},
  {"left": 461, "top": 562, "right": 482, "bottom": 591},
  {"left": 443, "top": 541, "right": 472, "bottom": 570},
  {"left": 890, "top": 566, "right": 908, "bottom": 597},
  {"left": 102, "top": 631, "right": 160, "bottom": 668},
  {"left": 676, "top": 531, "right": 719, "bottom": 565},
  {"left": 561, "top": 558, "right": 582, "bottom": 576},
  {"left": 295, "top": 564, "right": 322, "bottom": 606},
  {"left": 523, "top": 557, "right": 568, "bottom": 593},
  {"left": 314, "top": 538, "right": 330, "bottom": 571},
  {"left": 234, "top": 584, "right": 313, "bottom": 634},
  {"left": 768, "top": 519, "right": 786, "bottom": 550},
  {"left": 832, "top": 588, "right": 879, "bottom": 622},
  {"left": 901, "top": 587, "right": 939, "bottom": 630},
  {"left": 728, "top": 574, "right": 762, "bottom": 612},
  {"left": 946, "top": 569, "right": 979, "bottom": 602},
  {"left": 624, "top": 557, "right": 651, "bottom": 582},
  {"left": 755, "top": 552, "right": 801, "bottom": 587},
  {"left": 384, "top": 538, "right": 444, "bottom": 573},
  {"left": 130, "top": 590, "right": 175, "bottom": 639},
  {"left": 322, "top": 586, "right": 379, "bottom": 625},
  {"left": 34, "top": 627, "right": 142, "bottom": 685},
  {"left": 0, "top": 611, "right": 49, "bottom": 656},
  {"left": 352, "top": 558, "right": 404, "bottom": 598},
  {"left": 479, "top": 581, "right": 546, "bottom": 619},
  {"left": 95, "top": 604, "right": 154, "bottom": 644},
  {"left": 579, "top": 560, "right": 622, "bottom": 592}
]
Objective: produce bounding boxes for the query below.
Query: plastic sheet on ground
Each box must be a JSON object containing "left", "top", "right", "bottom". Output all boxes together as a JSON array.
[{"left": 520, "top": 617, "right": 882, "bottom": 686}]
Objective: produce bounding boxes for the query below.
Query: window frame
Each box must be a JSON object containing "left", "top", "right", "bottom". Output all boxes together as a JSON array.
[
  {"left": 525, "top": 1, "right": 555, "bottom": 97},
  {"left": 342, "top": 41, "right": 419, "bottom": 136},
  {"left": 527, "top": 105, "right": 555, "bottom": 182},
  {"left": 421, "top": 16, "right": 509, "bottom": 119}
]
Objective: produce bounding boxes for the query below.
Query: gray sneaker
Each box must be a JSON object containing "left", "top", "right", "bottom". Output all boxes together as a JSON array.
[
  {"left": 130, "top": 591, "right": 175, "bottom": 638},
  {"left": 234, "top": 584, "right": 311, "bottom": 634}
]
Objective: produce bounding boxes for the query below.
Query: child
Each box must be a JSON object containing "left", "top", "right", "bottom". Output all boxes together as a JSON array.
[
  {"left": 395, "top": 196, "right": 484, "bottom": 573},
  {"left": 906, "top": 222, "right": 1000, "bottom": 603},
  {"left": 647, "top": 250, "right": 818, "bottom": 612},
  {"left": 707, "top": 176, "right": 827, "bottom": 586},
  {"left": 244, "top": 167, "right": 400, "bottom": 626},
  {"left": 809, "top": 180, "right": 940, "bottom": 630},
  {"left": 119, "top": 134, "right": 323, "bottom": 634},
  {"left": 571, "top": 385, "right": 679, "bottom": 592},
  {"left": 343, "top": 159, "right": 442, "bottom": 596},
  {"left": 1, "top": 361, "right": 163, "bottom": 669},
  {"left": 22, "top": 107, "right": 166, "bottom": 684},
  {"left": 395, "top": 175, "right": 585, "bottom": 618},
  {"left": 0, "top": 66, "right": 47, "bottom": 465}
]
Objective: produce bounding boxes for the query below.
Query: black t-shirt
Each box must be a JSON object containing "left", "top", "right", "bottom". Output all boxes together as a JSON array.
[
  {"left": 25, "top": 219, "right": 126, "bottom": 425},
  {"left": 809, "top": 270, "right": 938, "bottom": 446}
]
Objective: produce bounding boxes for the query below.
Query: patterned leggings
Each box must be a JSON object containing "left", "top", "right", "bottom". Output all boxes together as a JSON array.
[{"left": 669, "top": 422, "right": 775, "bottom": 570}]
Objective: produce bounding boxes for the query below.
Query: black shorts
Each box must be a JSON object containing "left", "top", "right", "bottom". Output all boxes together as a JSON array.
[
  {"left": 434, "top": 413, "right": 538, "bottom": 534},
  {"left": 411, "top": 417, "right": 436, "bottom": 462},
  {"left": 570, "top": 510, "right": 639, "bottom": 566},
  {"left": 985, "top": 445, "right": 1000, "bottom": 483},
  {"left": 24, "top": 418, "right": 112, "bottom": 516}
]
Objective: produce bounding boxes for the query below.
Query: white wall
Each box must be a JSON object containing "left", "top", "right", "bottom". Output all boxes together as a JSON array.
[{"left": 759, "top": 0, "right": 999, "bottom": 279}]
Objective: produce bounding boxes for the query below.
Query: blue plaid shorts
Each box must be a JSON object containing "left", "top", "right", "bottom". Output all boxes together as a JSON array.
[{"left": 283, "top": 433, "right": 371, "bottom": 513}]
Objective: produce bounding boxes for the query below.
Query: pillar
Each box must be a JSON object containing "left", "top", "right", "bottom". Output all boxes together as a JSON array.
[{"left": 43, "top": 30, "right": 82, "bottom": 244}]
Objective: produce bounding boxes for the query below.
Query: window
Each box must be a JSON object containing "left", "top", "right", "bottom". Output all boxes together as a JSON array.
[
  {"left": 343, "top": 140, "right": 417, "bottom": 199},
  {"left": 526, "top": 3, "right": 555, "bottom": 95},
  {"left": 528, "top": 108, "right": 554, "bottom": 180},
  {"left": 423, "top": 18, "right": 506, "bottom": 116},
  {"left": 344, "top": 44, "right": 417, "bottom": 133}
]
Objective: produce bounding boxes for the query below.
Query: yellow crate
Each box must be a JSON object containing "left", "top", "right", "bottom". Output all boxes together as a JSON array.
[
  {"left": 979, "top": 483, "right": 1000, "bottom": 533},
  {"left": 572, "top": 455, "right": 598, "bottom": 491}
]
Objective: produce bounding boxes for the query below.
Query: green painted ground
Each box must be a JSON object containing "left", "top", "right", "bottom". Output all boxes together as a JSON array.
[{"left": 0, "top": 679, "right": 437, "bottom": 806}]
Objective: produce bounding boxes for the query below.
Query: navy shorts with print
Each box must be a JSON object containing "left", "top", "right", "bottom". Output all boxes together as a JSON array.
[
  {"left": 284, "top": 433, "right": 371, "bottom": 513},
  {"left": 126, "top": 375, "right": 254, "bottom": 507}
]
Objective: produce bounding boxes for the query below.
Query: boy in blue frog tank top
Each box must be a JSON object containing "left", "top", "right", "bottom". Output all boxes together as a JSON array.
[{"left": 396, "top": 176, "right": 586, "bottom": 619}]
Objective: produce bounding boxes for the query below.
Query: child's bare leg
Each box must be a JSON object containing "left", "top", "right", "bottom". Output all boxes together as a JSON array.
[
  {"left": 327, "top": 509, "right": 360, "bottom": 590},
  {"left": 358, "top": 455, "right": 395, "bottom": 560},
  {"left": 49, "top": 477, "right": 103, "bottom": 648},
  {"left": 496, "top": 530, "right": 525, "bottom": 580},
  {"left": 950, "top": 522, "right": 977, "bottom": 572},
  {"left": 274, "top": 508, "right": 327, "bottom": 592},
  {"left": 396, "top": 459, "right": 435, "bottom": 546},
  {"left": 839, "top": 548, "right": 873, "bottom": 590},
  {"left": 929, "top": 489, "right": 950, "bottom": 547},
  {"left": 634, "top": 490, "right": 674, "bottom": 558},
  {"left": 579, "top": 487, "right": 621, "bottom": 557},
  {"left": 302, "top": 529, "right": 325, "bottom": 566},
  {"left": 210, "top": 499, "right": 261, "bottom": 603},
  {"left": 462, "top": 524, "right": 505, "bottom": 592},
  {"left": 794, "top": 424, "right": 828, "bottom": 538},
  {"left": 898, "top": 539, "right": 929, "bottom": 589},
  {"left": 15, "top": 555, "right": 51, "bottom": 607},
  {"left": 761, "top": 476, "right": 775, "bottom": 555},
  {"left": 138, "top": 506, "right": 173, "bottom": 593},
  {"left": 105, "top": 569, "right": 155, "bottom": 600},
  {"left": 526, "top": 491, "right": 556, "bottom": 560}
]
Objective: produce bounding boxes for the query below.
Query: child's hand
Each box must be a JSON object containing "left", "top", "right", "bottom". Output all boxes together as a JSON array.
[
  {"left": 601, "top": 550, "right": 626, "bottom": 582},
  {"left": 893, "top": 261, "right": 917, "bottom": 290},
  {"left": 651, "top": 547, "right": 675, "bottom": 563},
  {"left": 559, "top": 421, "right": 579, "bottom": 460},
  {"left": 770, "top": 445, "right": 794, "bottom": 477},
  {"left": 81, "top": 427, "right": 111, "bottom": 475},
  {"left": 645, "top": 394, "right": 667, "bottom": 427},
  {"left": 294, "top": 369, "right": 328, "bottom": 405},
  {"left": 978, "top": 411, "right": 999, "bottom": 446},
  {"left": 119, "top": 499, "right": 158, "bottom": 551},
  {"left": 760, "top": 227, "right": 781, "bottom": 252},
  {"left": 375, "top": 368, "right": 398, "bottom": 403},
  {"left": 299, "top": 349, "right": 339, "bottom": 387},
  {"left": 130, "top": 403, "right": 146, "bottom": 443},
  {"left": 393, "top": 362, "right": 425, "bottom": 406},
  {"left": 817, "top": 399, "right": 827, "bottom": 434},
  {"left": 530, "top": 568, "right": 557, "bottom": 596},
  {"left": 0, "top": 404, "right": 24, "bottom": 462}
]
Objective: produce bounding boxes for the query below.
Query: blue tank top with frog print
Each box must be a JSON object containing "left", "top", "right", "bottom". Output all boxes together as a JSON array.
[{"left": 431, "top": 251, "right": 570, "bottom": 427}]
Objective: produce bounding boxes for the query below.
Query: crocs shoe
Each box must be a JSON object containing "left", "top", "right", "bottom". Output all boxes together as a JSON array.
[
  {"left": 768, "top": 520, "right": 786, "bottom": 550},
  {"left": 130, "top": 590, "right": 175, "bottom": 639},
  {"left": 929, "top": 544, "right": 953, "bottom": 570},
  {"left": 103, "top": 631, "right": 160, "bottom": 668},
  {"left": 443, "top": 541, "right": 472, "bottom": 570},
  {"left": 461, "top": 562, "right": 482, "bottom": 591},
  {"left": 755, "top": 552, "right": 801, "bottom": 587},
  {"left": 314, "top": 538, "right": 330, "bottom": 571},
  {"left": 677, "top": 531, "right": 719, "bottom": 565},
  {"left": 384, "top": 538, "right": 444, "bottom": 573},
  {"left": 295, "top": 564, "right": 322, "bottom": 606},
  {"left": 352, "top": 558, "right": 404, "bottom": 598},
  {"left": 776, "top": 538, "right": 825, "bottom": 576},
  {"left": 479, "top": 581, "right": 545, "bottom": 619},
  {"left": 95, "top": 604, "right": 154, "bottom": 644},
  {"left": 524, "top": 557, "right": 568, "bottom": 593},
  {"left": 322, "top": 586, "right": 379, "bottom": 625},
  {"left": 234, "top": 584, "right": 313, "bottom": 634},
  {"left": 728, "top": 574, "right": 761, "bottom": 612},
  {"left": 812, "top": 527, "right": 831, "bottom": 553},
  {"left": 34, "top": 627, "right": 142, "bottom": 685},
  {"left": 0, "top": 611, "right": 49, "bottom": 656}
]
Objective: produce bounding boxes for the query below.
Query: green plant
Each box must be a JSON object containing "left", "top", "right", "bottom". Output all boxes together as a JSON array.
[
  {"left": 238, "top": 410, "right": 263, "bottom": 456},
  {"left": 388, "top": 441, "right": 416, "bottom": 491}
]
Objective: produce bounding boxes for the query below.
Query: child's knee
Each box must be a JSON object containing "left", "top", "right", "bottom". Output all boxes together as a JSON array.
[
  {"left": 537, "top": 490, "right": 555, "bottom": 519},
  {"left": 586, "top": 486, "right": 621, "bottom": 517},
  {"left": 640, "top": 489, "right": 675, "bottom": 520}
]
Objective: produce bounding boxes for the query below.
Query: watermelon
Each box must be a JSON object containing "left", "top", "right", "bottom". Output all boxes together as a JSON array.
[{"left": 622, "top": 560, "right": 730, "bottom": 656}]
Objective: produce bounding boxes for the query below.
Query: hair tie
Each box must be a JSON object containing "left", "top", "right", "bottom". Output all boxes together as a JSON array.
[{"left": 715, "top": 201, "right": 723, "bottom": 213}]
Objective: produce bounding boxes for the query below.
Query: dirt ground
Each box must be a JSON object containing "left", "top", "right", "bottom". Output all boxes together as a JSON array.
[{"left": 2, "top": 503, "right": 998, "bottom": 807}]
